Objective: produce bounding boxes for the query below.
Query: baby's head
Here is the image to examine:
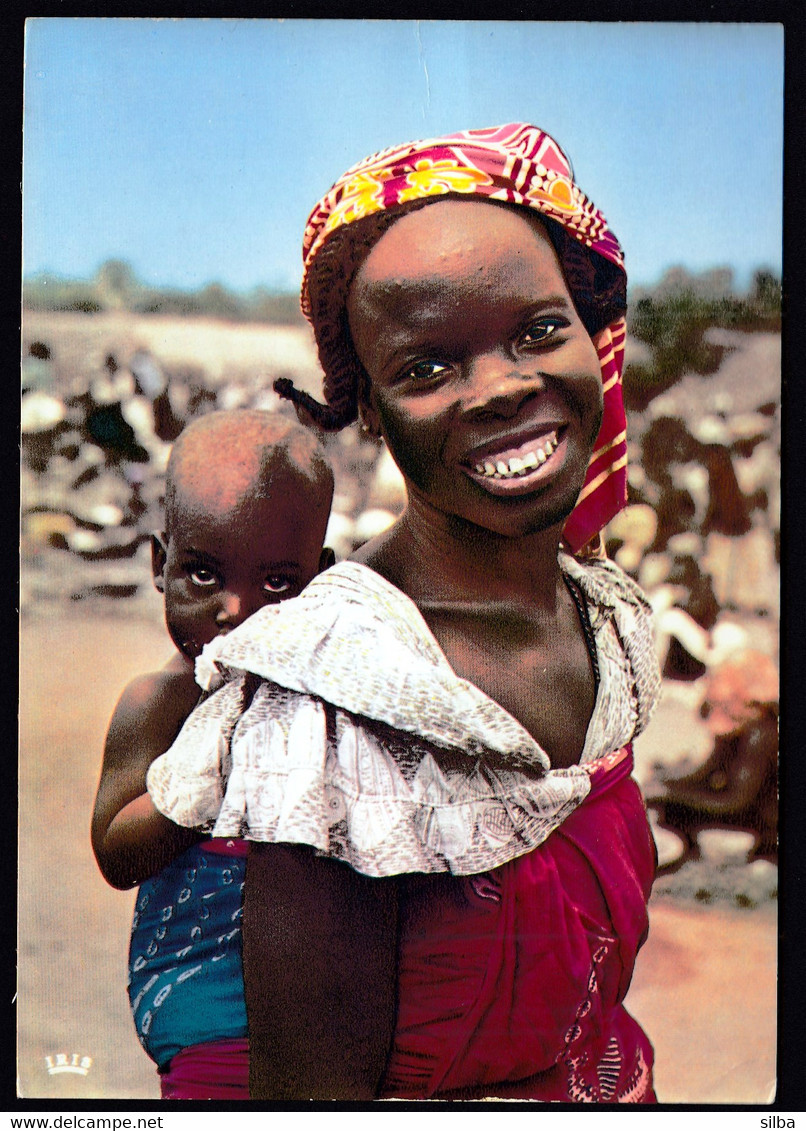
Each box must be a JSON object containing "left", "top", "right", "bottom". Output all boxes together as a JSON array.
[{"left": 153, "top": 409, "right": 334, "bottom": 661}]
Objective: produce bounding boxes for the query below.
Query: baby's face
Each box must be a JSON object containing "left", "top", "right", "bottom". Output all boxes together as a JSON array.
[
  {"left": 347, "top": 199, "right": 603, "bottom": 540},
  {"left": 153, "top": 474, "right": 329, "bottom": 662}
]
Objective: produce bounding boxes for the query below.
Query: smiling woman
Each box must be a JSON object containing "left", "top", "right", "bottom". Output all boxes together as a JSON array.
[
  {"left": 346, "top": 200, "right": 604, "bottom": 534},
  {"left": 146, "top": 124, "right": 662, "bottom": 1102}
]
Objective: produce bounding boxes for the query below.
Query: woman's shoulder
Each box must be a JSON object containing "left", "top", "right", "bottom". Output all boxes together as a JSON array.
[{"left": 561, "top": 550, "right": 661, "bottom": 737}]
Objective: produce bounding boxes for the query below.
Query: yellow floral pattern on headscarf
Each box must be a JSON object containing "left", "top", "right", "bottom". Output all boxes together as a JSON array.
[
  {"left": 524, "top": 172, "right": 579, "bottom": 213},
  {"left": 397, "top": 159, "right": 493, "bottom": 203},
  {"left": 322, "top": 169, "right": 394, "bottom": 234}
]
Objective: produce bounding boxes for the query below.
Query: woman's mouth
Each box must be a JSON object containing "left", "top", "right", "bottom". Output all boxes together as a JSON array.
[{"left": 462, "top": 428, "right": 567, "bottom": 495}]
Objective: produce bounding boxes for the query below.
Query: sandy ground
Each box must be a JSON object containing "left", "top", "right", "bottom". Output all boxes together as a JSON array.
[{"left": 17, "top": 601, "right": 777, "bottom": 1104}]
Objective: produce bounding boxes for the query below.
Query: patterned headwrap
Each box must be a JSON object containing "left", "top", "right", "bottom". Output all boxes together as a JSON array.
[{"left": 275, "top": 123, "right": 629, "bottom": 552}]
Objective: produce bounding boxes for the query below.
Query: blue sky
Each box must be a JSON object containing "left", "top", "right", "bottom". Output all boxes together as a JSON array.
[{"left": 22, "top": 19, "right": 783, "bottom": 293}]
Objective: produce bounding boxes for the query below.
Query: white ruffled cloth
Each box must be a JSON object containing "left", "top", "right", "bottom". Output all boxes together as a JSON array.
[{"left": 147, "top": 556, "right": 660, "bottom": 878}]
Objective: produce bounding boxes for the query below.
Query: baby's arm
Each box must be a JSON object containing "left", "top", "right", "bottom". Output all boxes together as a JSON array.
[{"left": 91, "top": 659, "right": 204, "bottom": 889}]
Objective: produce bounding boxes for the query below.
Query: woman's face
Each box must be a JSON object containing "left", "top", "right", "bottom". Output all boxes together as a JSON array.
[{"left": 347, "top": 199, "right": 604, "bottom": 539}]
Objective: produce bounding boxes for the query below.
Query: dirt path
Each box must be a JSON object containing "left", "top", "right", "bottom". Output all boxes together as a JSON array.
[
  {"left": 626, "top": 901, "right": 776, "bottom": 1103},
  {"left": 18, "top": 602, "right": 169, "bottom": 1100},
  {"left": 17, "top": 606, "right": 777, "bottom": 1102}
]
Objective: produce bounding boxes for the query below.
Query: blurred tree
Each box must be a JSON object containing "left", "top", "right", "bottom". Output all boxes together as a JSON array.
[
  {"left": 624, "top": 266, "right": 781, "bottom": 410},
  {"left": 94, "top": 259, "right": 139, "bottom": 309},
  {"left": 750, "top": 269, "right": 781, "bottom": 316},
  {"left": 197, "top": 282, "right": 239, "bottom": 320}
]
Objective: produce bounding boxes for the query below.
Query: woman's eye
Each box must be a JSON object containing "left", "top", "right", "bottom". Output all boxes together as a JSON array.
[
  {"left": 189, "top": 568, "right": 218, "bottom": 588},
  {"left": 521, "top": 319, "right": 563, "bottom": 345},
  {"left": 264, "top": 576, "right": 293, "bottom": 594},
  {"left": 402, "top": 360, "right": 450, "bottom": 383}
]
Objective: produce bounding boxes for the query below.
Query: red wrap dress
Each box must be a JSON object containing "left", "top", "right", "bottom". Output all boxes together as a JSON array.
[{"left": 384, "top": 747, "right": 655, "bottom": 1101}]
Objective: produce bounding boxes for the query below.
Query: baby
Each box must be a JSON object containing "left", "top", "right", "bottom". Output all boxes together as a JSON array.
[{"left": 91, "top": 409, "right": 334, "bottom": 1099}]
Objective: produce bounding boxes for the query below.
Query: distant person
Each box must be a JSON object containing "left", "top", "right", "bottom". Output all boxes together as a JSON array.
[
  {"left": 649, "top": 650, "right": 778, "bottom": 868},
  {"left": 129, "top": 349, "right": 185, "bottom": 442},
  {"left": 91, "top": 409, "right": 334, "bottom": 1099},
  {"left": 21, "top": 340, "right": 53, "bottom": 393},
  {"left": 147, "top": 125, "right": 662, "bottom": 1101},
  {"left": 83, "top": 356, "right": 150, "bottom": 466}
]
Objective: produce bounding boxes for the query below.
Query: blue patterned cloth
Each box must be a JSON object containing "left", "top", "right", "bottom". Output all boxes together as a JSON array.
[{"left": 128, "top": 842, "right": 247, "bottom": 1069}]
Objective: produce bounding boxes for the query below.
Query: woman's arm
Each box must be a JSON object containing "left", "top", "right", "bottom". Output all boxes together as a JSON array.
[
  {"left": 91, "top": 666, "right": 204, "bottom": 889},
  {"left": 242, "top": 842, "right": 399, "bottom": 1100}
]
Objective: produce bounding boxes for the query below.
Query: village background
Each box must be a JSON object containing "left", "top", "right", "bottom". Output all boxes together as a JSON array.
[{"left": 20, "top": 19, "right": 783, "bottom": 1107}]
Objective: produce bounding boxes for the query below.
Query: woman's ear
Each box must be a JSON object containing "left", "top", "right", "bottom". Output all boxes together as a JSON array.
[{"left": 151, "top": 532, "right": 168, "bottom": 592}]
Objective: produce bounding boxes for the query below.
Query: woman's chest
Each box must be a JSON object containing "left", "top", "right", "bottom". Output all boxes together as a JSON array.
[{"left": 425, "top": 614, "right": 597, "bottom": 769}]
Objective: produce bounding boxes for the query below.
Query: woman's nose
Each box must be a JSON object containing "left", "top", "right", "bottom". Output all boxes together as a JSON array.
[{"left": 462, "top": 350, "right": 540, "bottom": 417}]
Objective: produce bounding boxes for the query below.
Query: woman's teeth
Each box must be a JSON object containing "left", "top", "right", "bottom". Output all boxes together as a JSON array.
[{"left": 474, "top": 433, "right": 558, "bottom": 480}]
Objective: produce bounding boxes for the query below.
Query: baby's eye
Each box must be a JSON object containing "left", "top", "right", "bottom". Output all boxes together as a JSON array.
[
  {"left": 521, "top": 319, "right": 564, "bottom": 345},
  {"left": 402, "top": 360, "right": 450, "bottom": 384},
  {"left": 189, "top": 567, "right": 219, "bottom": 588},
  {"left": 264, "top": 575, "right": 293, "bottom": 594}
]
